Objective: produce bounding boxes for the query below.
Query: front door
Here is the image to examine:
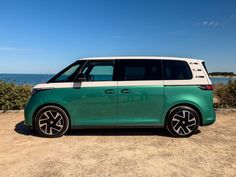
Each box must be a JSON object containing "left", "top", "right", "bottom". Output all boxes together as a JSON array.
[
  {"left": 73, "top": 60, "right": 117, "bottom": 125},
  {"left": 116, "top": 59, "right": 164, "bottom": 125}
]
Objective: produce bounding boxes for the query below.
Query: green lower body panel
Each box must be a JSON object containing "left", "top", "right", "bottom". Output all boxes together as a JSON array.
[
  {"left": 162, "top": 86, "right": 216, "bottom": 126},
  {"left": 24, "top": 85, "right": 216, "bottom": 128}
]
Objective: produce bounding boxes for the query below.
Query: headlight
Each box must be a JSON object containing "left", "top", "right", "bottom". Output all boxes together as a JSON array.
[{"left": 31, "top": 88, "right": 54, "bottom": 96}]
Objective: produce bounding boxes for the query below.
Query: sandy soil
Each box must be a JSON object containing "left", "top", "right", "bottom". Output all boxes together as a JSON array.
[{"left": 0, "top": 111, "right": 235, "bottom": 177}]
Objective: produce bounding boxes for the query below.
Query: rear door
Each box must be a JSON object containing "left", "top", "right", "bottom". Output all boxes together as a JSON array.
[{"left": 116, "top": 59, "right": 164, "bottom": 125}]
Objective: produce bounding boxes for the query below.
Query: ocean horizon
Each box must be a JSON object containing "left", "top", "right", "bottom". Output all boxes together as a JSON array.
[
  {"left": 0, "top": 73, "right": 235, "bottom": 86},
  {"left": 0, "top": 73, "right": 55, "bottom": 86}
]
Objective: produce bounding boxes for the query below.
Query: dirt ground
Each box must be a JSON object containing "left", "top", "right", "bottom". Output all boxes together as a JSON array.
[{"left": 0, "top": 111, "right": 235, "bottom": 177}]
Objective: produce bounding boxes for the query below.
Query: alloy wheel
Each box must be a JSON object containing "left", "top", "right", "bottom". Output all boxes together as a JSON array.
[
  {"left": 38, "top": 110, "right": 64, "bottom": 136},
  {"left": 171, "top": 110, "right": 197, "bottom": 136}
]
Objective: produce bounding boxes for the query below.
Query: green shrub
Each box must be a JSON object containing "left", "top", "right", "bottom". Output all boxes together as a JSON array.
[
  {"left": 0, "top": 81, "right": 32, "bottom": 110},
  {"left": 214, "top": 80, "right": 236, "bottom": 108}
]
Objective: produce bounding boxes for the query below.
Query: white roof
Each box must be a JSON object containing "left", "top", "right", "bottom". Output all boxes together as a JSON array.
[{"left": 80, "top": 56, "right": 204, "bottom": 62}]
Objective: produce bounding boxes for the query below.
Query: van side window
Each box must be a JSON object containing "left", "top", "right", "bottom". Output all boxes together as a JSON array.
[
  {"left": 82, "top": 60, "right": 115, "bottom": 81},
  {"left": 118, "top": 60, "right": 162, "bottom": 81},
  {"left": 163, "top": 60, "right": 192, "bottom": 80}
]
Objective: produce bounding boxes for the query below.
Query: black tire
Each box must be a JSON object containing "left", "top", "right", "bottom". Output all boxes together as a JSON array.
[
  {"left": 34, "top": 105, "right": 69, "bottom": 138},
  {"left": 166, "top": 106, "right": 200, "bottom": 137}
]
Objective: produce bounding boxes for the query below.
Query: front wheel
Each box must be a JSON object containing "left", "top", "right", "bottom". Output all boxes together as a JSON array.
[
  {"left": 166, "top": 106, "right": 200, "bottom": 137},
  {"left": 34, "top": 106, "right": 69, "bottom": 138}
]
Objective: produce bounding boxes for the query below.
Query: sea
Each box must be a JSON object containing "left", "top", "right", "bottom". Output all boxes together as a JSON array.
[
  {"left": 0, "top": 74, "right": 55, "bottom": 86},
  {"left": 0, "top": 74, "right": 235, "bottom": 86}
]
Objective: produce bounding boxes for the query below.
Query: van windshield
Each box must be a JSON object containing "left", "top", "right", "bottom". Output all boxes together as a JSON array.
[{"left": 48, "top": 61, "right": 84, "bottom": 83}]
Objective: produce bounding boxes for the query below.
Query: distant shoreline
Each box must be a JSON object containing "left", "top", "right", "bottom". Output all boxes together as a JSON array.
[
  {"left": 0, "top": 73, "right": 235, "bottom": 78},
  {"left": 210, "top": 76, "right": 236, "bottom": 78}
]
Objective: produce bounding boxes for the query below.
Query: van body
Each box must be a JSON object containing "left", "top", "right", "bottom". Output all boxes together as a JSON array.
[{"left": 24, "top": 56, "right": 216, "bottom": 137}]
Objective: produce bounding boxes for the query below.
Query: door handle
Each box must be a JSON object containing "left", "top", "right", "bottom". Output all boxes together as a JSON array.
[
  {"left": 121, "top": 89, "right": 131, "bottom": 94},
  {"left": 105, "top": 89, "right": 115, "bottom": 94}
]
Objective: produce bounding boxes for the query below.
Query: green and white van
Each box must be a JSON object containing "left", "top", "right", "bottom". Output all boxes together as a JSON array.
[{"left": 24, "top": 56, "right": 216, "bottom": 137}]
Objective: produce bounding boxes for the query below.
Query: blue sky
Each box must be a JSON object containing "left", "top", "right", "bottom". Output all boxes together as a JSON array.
[{"left": 0, "top": 0, "right": 235, "bottom": 74}]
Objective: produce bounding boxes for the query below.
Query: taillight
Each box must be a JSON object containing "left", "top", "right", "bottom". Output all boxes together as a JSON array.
[{"left": 198, "top": 85, "right": 214, "bottom": 90}]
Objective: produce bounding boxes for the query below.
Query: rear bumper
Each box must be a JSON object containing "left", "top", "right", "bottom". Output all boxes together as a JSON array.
[
  {"left": 201, "top": 108, "right": 216, "bottom": 126},
  {"left": 202, "top": 117, "right": 216, "bottom": 126}
]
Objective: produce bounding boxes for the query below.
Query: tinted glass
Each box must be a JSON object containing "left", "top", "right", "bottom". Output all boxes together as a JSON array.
[
  {"left": 163, "top": 60, "right": 192, "bottom": 80},
  {"left": 118, "top": 60, "right": 162, "bottom": 81},
  {"left": 202, "top": 61, "right": 209, "bottom": 75},
  {"left": 83, "top": 61, "right": 114, "bottom": 81},
  {"left": 52, "top": 62, "right": 81, "bottom": 82}
]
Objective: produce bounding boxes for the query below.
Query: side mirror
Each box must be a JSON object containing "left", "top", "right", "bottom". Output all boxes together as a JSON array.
[{"left": 75, "top": 73, "right": 86, "bottom": 82}]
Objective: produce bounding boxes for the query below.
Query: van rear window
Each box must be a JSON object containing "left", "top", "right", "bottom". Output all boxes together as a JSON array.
[
  {"left": 163, "top": 60, "right": 192, "bottom": 80},
  {"left": 202, "top": 61, "right": 209, "bottom": 75}
]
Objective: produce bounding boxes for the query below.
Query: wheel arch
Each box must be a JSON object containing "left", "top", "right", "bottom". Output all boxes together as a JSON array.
[
  {"left": 164, "top": 103, "right": 203, "bottom": 126},
  {"left": 32, "top": 103, "right": 71, "bottom": 129}
]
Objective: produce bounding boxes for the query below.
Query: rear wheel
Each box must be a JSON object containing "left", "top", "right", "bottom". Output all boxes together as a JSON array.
[
  {"left": 34, "top": 106, "right": 69, "bottom": 138},
  {"left": 166, "top": 106, "right": 200, "bottom": 137}
]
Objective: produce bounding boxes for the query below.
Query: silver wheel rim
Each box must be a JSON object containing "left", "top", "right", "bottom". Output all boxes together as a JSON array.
[
  {"left": 171, "top": 110, "right": 197, "bottom": 136},
  {"left": 38, "top": 110, "right": 64, "bottom": 135}
]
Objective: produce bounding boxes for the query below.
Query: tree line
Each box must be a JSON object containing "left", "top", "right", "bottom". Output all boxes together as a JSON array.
[{"left": 209, "top": 72, "right": 236, "bottom": 76}]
